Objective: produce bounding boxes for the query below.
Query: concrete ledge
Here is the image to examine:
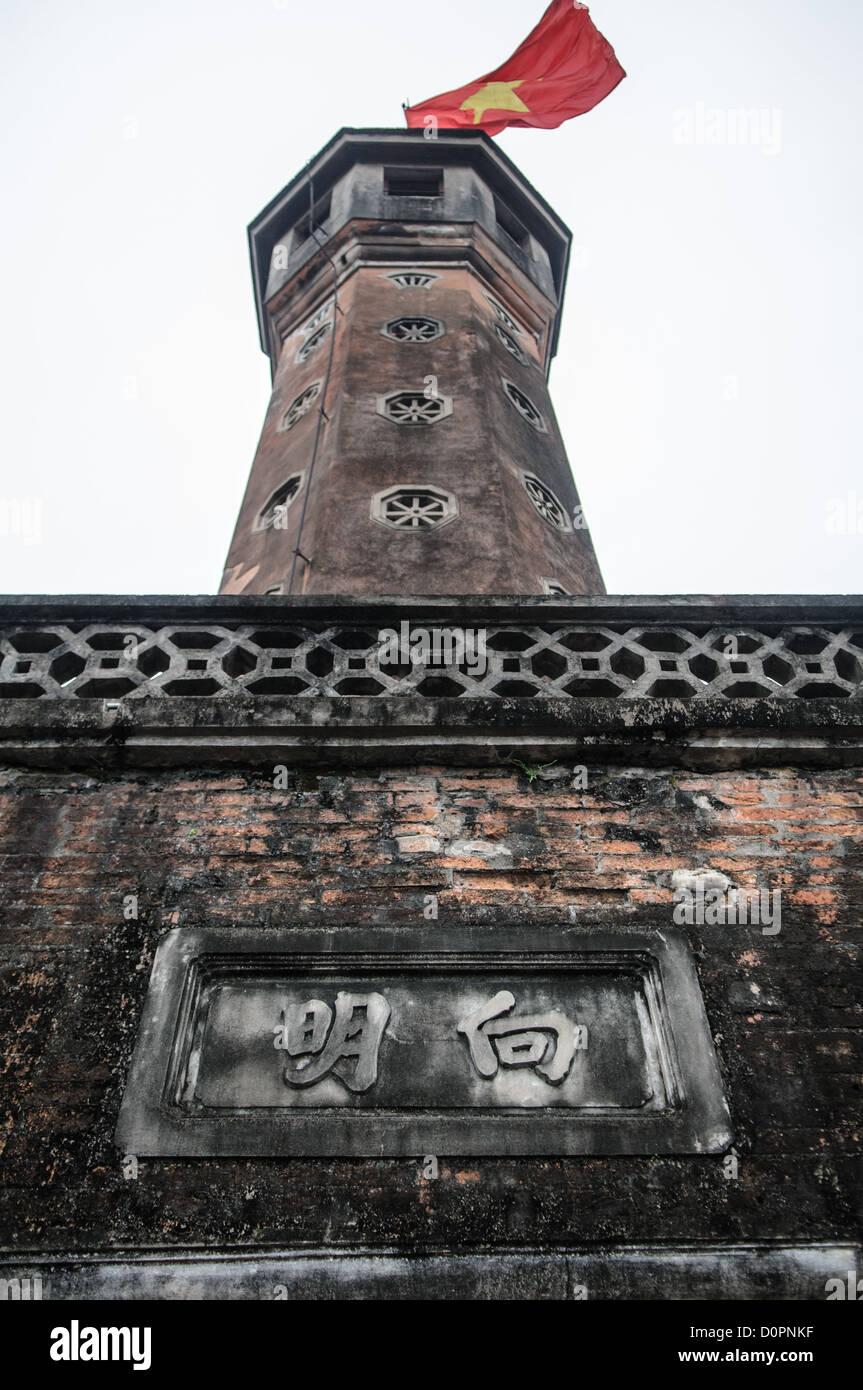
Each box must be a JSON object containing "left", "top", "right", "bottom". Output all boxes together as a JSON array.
[
  {"left": 1, "top": 1243, "right": 857, "bottom": 1301},
  {"left": 1, "top": 593, "right": 861, "bottom": 624},
  {"left": 1, "top": 694, "right": 862, "bottom": 769}
]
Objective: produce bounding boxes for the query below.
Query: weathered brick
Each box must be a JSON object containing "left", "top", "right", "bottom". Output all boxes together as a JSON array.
[{"left": 0, "top": 761, "right": 860, "bottom": 1260}]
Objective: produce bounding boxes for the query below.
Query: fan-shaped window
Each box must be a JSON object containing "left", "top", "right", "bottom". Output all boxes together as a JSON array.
[
  {"left": 371, "top": 485, "right": 459, "bottom": 531},
  {"left": 501, "top": 377, "right": 547, "bottom": 432},
  {"left": 383, "top": 271, "right": 440, "bottom": 290},
  {"left": 541, "top": 579, "right": 569, "bottom": 595},
  {"left": 484, "top": 294, "right": 523, "bottom": 336},
  {"left": 299, "top": 299, "right": 334, "bottom": 337},
  {"left": 520, "top": 472, "right": 572, "bottom": 533},
  {"left": 278, "top": 382, "right": 321, "bottom": 431},
  {"left": 295, "top": 321, "right": 332, "bottom": 363},
  {"left": 254, "top": 474, "right": 305, "bottom": 532}
]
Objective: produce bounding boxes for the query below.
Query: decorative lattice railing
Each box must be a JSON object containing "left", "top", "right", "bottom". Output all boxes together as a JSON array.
[{"left": 1, "top": 614, "right": 861, "bottom": 701}]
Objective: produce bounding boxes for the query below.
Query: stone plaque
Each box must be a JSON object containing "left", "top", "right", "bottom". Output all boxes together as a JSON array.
[{"left": 115, "top": 926, "right": 731, "bottom": 1156}]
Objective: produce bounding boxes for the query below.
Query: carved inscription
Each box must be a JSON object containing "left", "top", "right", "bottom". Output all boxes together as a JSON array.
[
  {"left": 114, "top": 927, "right": 733, "bottom": 1156},
  {"left": 458, "top": 990, "right": 588, "bottom": 1085},
  {"left": 271, "top": 987, "right": 588, "bottom": 1092},
  {"left": 273, "top": 992, "right": 390, "bottom": 1092}
]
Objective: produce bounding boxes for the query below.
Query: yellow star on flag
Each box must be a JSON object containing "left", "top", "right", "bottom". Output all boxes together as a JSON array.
[{"left": 460, "top": 81, "right": 529, "bottom": 125}]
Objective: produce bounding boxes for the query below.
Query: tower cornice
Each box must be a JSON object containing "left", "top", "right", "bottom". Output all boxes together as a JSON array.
[
  {"left": 263, "top": 222, "right": 559, "bottom": 379},
  {"left": 248, "top": 127, "right": 572, "bottom": 367}
]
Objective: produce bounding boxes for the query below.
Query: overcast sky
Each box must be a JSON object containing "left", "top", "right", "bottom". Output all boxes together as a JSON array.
[{"left": 0, "top": 0, "right": 860, "bottom": 597}]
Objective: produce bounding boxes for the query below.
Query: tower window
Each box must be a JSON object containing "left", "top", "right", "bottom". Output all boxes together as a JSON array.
[
  {"left": 493, "top": 322, "right": 528, "bottom": 364},
  {"left": 299, "top": 298, "right": 334, "bottom": 337},
  {"left": 277, "top": 382, "right": 322, "bottom": 431},
  {"left": 383, "top": 271, "right": 440, "bottom": 290},
  {"left": 541, "top": 578, "right": 569, "bottom": 596},
  {"left": 295, "top": 321, "right": 332, "bottom": 364},
  {"left": 484, "top": 293, "right": 524, "bottom": 336},
  {"left": 371, "top": 485, "right": 459, "bottom": 531},
  {"left": 291, "top": 191, "right": 332, "bottom": 246},
  {"left": 493, "top": 196, "right": 529, "bottom": 250},
  {"left": 384, "top": 167, "right": 443, "bottom": 198},
  {"left": 382, "top": 316, "right": 445, "bottom": 344},
  {"left": 501, "top": 377, "right": 547, "bottom": 432},
  {"left": 254, "top": 474, "right": 305, "bottom": 532},
  {"left": 520, "top": 471, "right": 572, "bottom": 533},
  {"left": 377, "top": 388, "right": 453, "bottom": 426}
]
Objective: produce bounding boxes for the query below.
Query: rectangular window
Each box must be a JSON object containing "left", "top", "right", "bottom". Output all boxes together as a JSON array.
[
  {"left": 494, "top": 196, "right": 529, "bottom": 250},
  {"left": 292, "top": 191, "right": 332, "bottom": 245},
  {"left": 384, "top": 167, "right": 443, "bottom": 198}
]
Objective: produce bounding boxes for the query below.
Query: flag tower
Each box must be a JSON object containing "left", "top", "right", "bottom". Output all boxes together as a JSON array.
[{"left": 220, "top": 127, "right": 605, "bottom": 597}]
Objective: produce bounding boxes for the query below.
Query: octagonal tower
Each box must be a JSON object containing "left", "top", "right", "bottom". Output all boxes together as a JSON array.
[{"left": 220, "top": 127, "right": 605, "bottom": 597}]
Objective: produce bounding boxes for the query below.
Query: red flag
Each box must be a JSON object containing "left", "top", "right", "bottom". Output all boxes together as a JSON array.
[{"left": 404, "top": 1, "right": 625, "bottom": 136}]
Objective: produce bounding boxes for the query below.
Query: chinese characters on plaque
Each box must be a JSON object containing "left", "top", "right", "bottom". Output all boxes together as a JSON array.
[
  {"left": 273, "top": 989, "right": 588, "bottom": 1093},
  {"left": 116, "top": 926, "right": 733, "bottom": 1156},
  {"left": 458, "top": 989, "right": 587, "bottom": 1085},
  {"left": 273, "top": 992, "right": 391, "bottom": 1093}
]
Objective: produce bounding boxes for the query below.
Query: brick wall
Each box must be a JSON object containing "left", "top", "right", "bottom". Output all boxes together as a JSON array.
[{"left": 0, "top": 762, "right": 860, "bottom": 1251}]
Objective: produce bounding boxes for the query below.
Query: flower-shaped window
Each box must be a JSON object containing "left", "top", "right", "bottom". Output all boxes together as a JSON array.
[
  {"left": 382, "top": 316, "right": 445, "bottom": 344},
  {"left": 371, "top": 485, "right": 459, "bottom": 531},
  {"left": 277, "top": 382, "right": 321, "bottom": 431},
  {"left": 254, "top": 474, "right": 305, "bottom": 532},
  {"left": 494, "top": 322, "right": 528, "bottom": 365},
  {"left": 520, "top": 472, "right": 572, "bottom": 533},
  {"left": 377, "top": 389, "right": 453, "bottom": 426},
  {"left": 502, "top": 377, "right": 547, "bottom": 432}
]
